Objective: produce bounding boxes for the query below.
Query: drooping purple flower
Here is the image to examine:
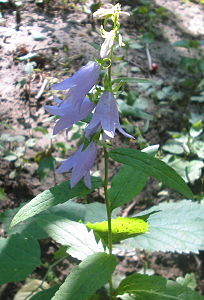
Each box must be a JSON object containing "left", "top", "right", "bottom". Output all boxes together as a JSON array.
[
  {"left": 85, "top": 91, "right": 134, "bottom": 139},
  {"left": 56, "top": 142, "right": 97, "bottom": 188},
  {"left": 52, "top": 61, "right": 100, "bottom": 110},
  {"left": 45, "top": 96, "right": 95, "bottom": 135}
]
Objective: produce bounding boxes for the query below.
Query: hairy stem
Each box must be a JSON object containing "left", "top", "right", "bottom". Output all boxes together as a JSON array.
[{"left": 103, "top": 146, "right": 113, "bottom": 299}]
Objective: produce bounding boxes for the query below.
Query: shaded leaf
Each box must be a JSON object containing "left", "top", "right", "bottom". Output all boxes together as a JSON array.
[
  {"left": 109, "top": 148, "right": 193, "bottom": 199},
  {"left": 30, "top": 285, "right": 60, "bottom": 300},
  {"left": 51, "top": 253, "right": 117, "bottom": 300},
  {"left": 0, "top": 235, "right": 41, "bottom": 284},
  {"left": 115, "top": 273, "right": 204, "bottom": 300},
  {"left": 108, "top": 165, "right": 147, "bottom": 210},
  {"left": 113, "top": 77, "right": 152, "bottom": 84}
]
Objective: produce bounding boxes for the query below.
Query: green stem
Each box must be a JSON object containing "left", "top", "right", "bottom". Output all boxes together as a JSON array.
[
  {"left": 103, "top": 146, "right": 113, "bottom": 299},
  {"left": 104, "top": 146, "right": 112, "bottom": 254}
]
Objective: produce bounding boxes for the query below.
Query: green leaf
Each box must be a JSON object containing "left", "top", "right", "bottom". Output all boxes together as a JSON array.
[
  {"left": 0, "top": 234, "right": 41, "bottom": 284},
  {"left": 117, "top": 100, "right": 153, "bottom": 120},
  {"left": 119, "top": 200, "right": 204, "bottom": 253},
  {"left": 108, "top": 165, "right": 147, "bottom": 210},
  {"left": 11, "top": 177, "right": 101, "bottom": 227},
  {"left": 189, "top": 121, "right": 203, "bottom": 137},
  {"left": 162, "top": 139, "right": 184, "bottom": 154},
  {"left": 0, "top": 134, "right": 25, "bottom": 143},
  {"left": 113, "top": 77, "right": 152, "bottom": 84},
  {"left": 115, "top": 273, "right": 204, "bottom": 300},
  {"left": 163, "top": 155, "right": 203, "bottom": 184},
  {"left": 0, "top": 187, "right": 6, "bottom": 201},
  {"left": 173, "top": 39, "right": 201, "bottom": 49},
  {"left": 86, "top": 217, "right": 149, "bottom": 244},
  {"left": 176, "top": 273, "right": 197, "bottom": 290},
  {"left": 192, "top": 140, "right": 204, "bottom": 159},
  {"left": 30, "top": 285, "right": 60, "bottom": 300},
  {"left": 37, "top": 156, "right": 56, "bottom": 180},
  {"left": 34, "top": 126, "right": 49, "bottom": 135},
  {"left": 36, "top": 213, "right": 104, "bottom": 260},
  {"left": 109, "top": 148, "right": 193, "bottom": 199},
  {"left": 2, "top": 201, "right": 87, "bottom": 239},
  {"left": 51, "top": 253, "right": 117, "bottom": 300}
]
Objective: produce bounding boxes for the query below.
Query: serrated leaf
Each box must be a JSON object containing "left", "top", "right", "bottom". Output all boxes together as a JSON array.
[
  {"left": 2, "top": 202, "right": 111, "bottom": 239},
  {"left": 36, "top": 213, "right": 104, "bottom": 260},
  {"left": 108, "top": 165, "right": 147, "bottom": 210},
  {"left": 119, "top": 200, "right": 204, "bottom": 253},
  {"left": 115, "top": 273, "right": 204, "bottom": 300},
  {"left": 0, "top": 234, "right": 41, "bottom": 284},
  {"left": 30, "top": 285, "right": 60, "bottom": 300},
  {"left": 11, "top": 177, "right": 101, "bottom": 227},
  {"left": 5, "top": 201, "right": 86, "bottom": 239},
  {"left": 109, "top": 148, "right": 193, "bottom": 199},
  {"left": 86, "top": 217, "right": 149, "bottom": 244},
  {"left": 51, "top": 253, "right": 117, "bottom": 300}
]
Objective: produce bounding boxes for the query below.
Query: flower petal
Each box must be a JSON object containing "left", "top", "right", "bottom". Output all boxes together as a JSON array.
[
  {"left": 56, "top": 145, "right": 84, "bottom": 174},
  {"left": 117, "top": 126, "right": 135, "bottom": 139},
  {"left": 53, "top": 98, "right": 95, "bottom": 135},
  {"left": 52, "top": 61, "right": 100, "bottom": 93},
  {"left": 56, "top": 142, "right": 97, "bottom": 189}
]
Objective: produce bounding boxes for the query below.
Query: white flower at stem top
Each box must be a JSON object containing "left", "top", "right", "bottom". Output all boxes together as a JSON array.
[
  {"left": 56, "top": 142, "right": 97, "bottom": 189},
  {"left": 85, "top": 91, "right": 134, "bottom": 139},
  {"left": 51, "top": 61, "right": 100, "bottom": 111},
  {"left": 93, "top": 3, "right": 130, "bottom": 19}
]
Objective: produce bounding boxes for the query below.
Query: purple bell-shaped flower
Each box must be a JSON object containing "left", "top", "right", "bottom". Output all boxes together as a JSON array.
[{"left": 56, "top": 142, "right": 97, "bottom": 188}]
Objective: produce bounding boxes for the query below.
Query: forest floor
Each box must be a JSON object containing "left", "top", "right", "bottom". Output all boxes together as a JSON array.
[{"left": 0, "top": 0, "right": 204, "bottom": 299}]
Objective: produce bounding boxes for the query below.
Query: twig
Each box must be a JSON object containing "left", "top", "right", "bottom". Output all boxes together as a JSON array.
[
  {"left": 122, "top": 201, "right": 136, "bottom": 217},
  {"left": 145, "top": 44, "right": 153, "bottom": 71},
  {"left": 35, "top": 79, "right": 48, "bottom": 99}
]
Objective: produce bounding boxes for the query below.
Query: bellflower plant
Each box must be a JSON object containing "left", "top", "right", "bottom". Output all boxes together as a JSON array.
[
  {"left": 52, "top": 61, "right": 100, "bottom": 110},
  {"left": 56, "top": 142, "right": 97, "bottom": 189},
  {"left": 10, "top": 3, "right": 202, "bottom": 300},
  {"left": 45, "top": 96, "right": 95, "bottom": 135},
  {"left": 85, "top": 91, "right": 134, "bottom": 139}
]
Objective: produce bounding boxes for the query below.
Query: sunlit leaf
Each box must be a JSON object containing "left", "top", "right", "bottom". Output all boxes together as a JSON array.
[
  {"left": 119, "top": 200, "right": 204, "bottom": 253},
  {"left": 11, "top": 177, "right": 101, "bottom": 227},
  {"left": 86, "top": 217, "right": 149, "bottom": 244},
  {"left": 36, "top": 213, "right": 104, "bottom": 260}
]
